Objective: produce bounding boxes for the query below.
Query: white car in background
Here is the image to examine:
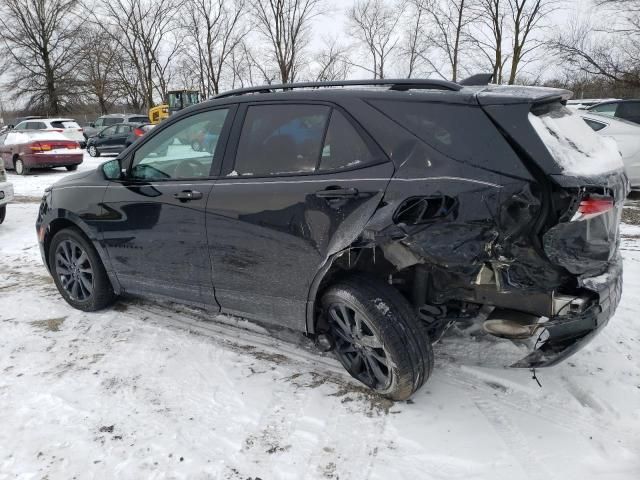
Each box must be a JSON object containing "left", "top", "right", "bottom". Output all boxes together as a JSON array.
[
  {"left": 12, "top": 118, "right": 86, "bottom": 147},
  {"left": 567, "top": 98, "right": 621, "bottom": 111},
  {"left": 581, "top": 112, "right": 640, "bottom": 190},
  {"left": 0, "top": 156, "right": 14, "bottom": 224}
]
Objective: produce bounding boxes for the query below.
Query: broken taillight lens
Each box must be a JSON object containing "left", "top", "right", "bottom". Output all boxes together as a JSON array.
[{"left": 572, "top": 196, "right": 614, "bottom": 221}]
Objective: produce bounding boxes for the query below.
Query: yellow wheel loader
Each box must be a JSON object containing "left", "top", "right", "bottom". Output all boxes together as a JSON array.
[{"left": 149, "top": 90, "right": 201, "bottom": 124}]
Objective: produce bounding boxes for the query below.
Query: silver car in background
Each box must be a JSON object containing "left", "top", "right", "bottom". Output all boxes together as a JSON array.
[{"left": 581, "top": 112, "right": 640, "bottom": 190}]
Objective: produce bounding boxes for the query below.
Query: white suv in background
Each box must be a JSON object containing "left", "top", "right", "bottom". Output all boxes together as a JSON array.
[
  {"left": 0, "top": 157, "right": 14, "bottom": 224},
  {"left": 12, "top": 118, "right": 86, "bottom": 147}
]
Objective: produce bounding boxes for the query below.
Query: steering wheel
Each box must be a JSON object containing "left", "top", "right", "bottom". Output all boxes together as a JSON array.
[{"left": 174, "top": 158, "right": 204, "bottom": 178}]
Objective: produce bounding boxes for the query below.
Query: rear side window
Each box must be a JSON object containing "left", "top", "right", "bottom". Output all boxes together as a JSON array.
[
  {"left": 616, "top": 102, "right": 640, "bottom": 122},
  {"left": 589, "top": 103, "right": 617, "bottom": 116},
  {"left": 234, "top": 104, "right": 329, "bottom": 176},
  {"left": 51, "top": 121, "right": 80, "bottom": 129},
  {"left": 117, "top": 125, "right": 133, "bottom": 134},
  {"left": 318, "top": 110, "right": 375, "bottom": 171},
  {"left": 583, "top": 118, "right": 606, "bottom": 132},
  {"left": 369, "top": 100, "right": 519, "bottom": 170},
  {"left": 103, "top": 117, "right": 123, "bottom": 126}
]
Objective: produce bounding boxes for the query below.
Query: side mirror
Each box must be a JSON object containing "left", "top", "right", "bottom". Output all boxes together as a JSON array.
[
  {"left": 102, "top": 159, "right": 122, "bottom": 180},
  {"left": 90, "top": 123, "right": 95, "bottom": 128}
]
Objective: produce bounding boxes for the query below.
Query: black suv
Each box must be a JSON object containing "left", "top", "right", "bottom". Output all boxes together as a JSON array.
[{"left": 36, "top": 79, "right": 629, "bottom": 400}]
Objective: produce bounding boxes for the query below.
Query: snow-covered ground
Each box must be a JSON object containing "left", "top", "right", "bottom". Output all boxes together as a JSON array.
[{"left": 1, "top": 159, "right": 639, "bottom": 479}]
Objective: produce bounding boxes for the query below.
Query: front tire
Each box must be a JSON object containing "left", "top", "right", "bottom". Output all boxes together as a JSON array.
[
  {"left": 0, "top": 205, "right": 5, "bottom": 224},
  {"left": 48, "top": 228, "right": 116, "bottom": 311},
  {"left": 87, "top": 145, "right": 100, "bottom": 157},
  {"left": 14, "top": 158, "right": 28, "bottom": 175},
  {"left": 321, "top": 275, "right": 434, "bottom": 401},
  {"left": 66, "top": 165, "right": 78, "bottom": 171}
]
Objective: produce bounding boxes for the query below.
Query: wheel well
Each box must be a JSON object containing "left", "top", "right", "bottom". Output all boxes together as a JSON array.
[
  {"left": 43, "top": 219, "right": 82, "bottom": 268},
  {"left": 311, "top": 246, "right": 420, "bottom": 333}
]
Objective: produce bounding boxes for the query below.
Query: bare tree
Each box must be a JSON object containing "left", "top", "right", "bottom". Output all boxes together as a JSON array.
[
  {"left": 182, "top": 0, "right": 247, "bottom": 96},
  {"left": 470, "top": 0, "right": 509, "bottom": 83},
  {"left": 0, "top": 0, "right": 83, "bottom": 114},
  {"left": 348, "top": 0, "right": 404, "bottom": 79},
  {"left": 506, "top": 0, "right": 556, "bottom": 84},
  {"left": 93, "top": 0, "right": 184, "bottom": 108},
  {"left": 312, "top": 38, "right": 351, "bottom": 81},
  {"left": 550, "top": 1, "right": 640, "bottom": 88},
  {"left": 426, "top": 0, "right": 477, "bottom": 82},
  {"left": 77, "top": 27, "right": 122, "bottom": 114},
  {"left": 400, "top": 0, "right": 439, "bottom": 78},
  {"left": 251, "top": 0, "right": 324, "bottom": 84}
]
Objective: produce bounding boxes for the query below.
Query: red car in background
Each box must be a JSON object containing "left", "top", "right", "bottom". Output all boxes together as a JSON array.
[{"left": 0, "top": 131, "right": 83, "bottom": 175}]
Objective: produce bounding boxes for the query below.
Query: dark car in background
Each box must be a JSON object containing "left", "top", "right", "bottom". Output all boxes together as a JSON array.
[
  {"left": 587, "top": 99, "right": 640, "bottom": 124},
  {"left": 83, "top": 114, "right": 150, "bottom": 140},
  {"left": 37, "top": 79, "right": 629, "bottom": 400},
  {"left": 86, "top": 122, "right": 152, "bottom": 157}
]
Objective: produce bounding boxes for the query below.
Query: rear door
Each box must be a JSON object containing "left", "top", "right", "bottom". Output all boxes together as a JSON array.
[
  {"left": 206, "top": 102, "right": 393, "bottom": 328},
  {"left": 100, "top": 106, "right": 234, "bottom": 306},
  {"left": 113, "top": 124, "right": 133, "bottom": 152},
  {"left": 96, "top": 126, "right": 119, "bottom": 152}
]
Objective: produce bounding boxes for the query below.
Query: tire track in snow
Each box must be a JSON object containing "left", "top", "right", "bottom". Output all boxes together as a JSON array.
[
  {"left": 473, "top": 397, "right": 557, "bottom": 480},
  {"left": 438, "top": 363, "right": 638, "bottom": 445}
]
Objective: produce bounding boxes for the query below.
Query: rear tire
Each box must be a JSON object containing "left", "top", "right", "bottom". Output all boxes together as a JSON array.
[
  {"left": 0, "top": 205, "right": 6, "bottom": 224},
  {"left": 48, "top": 227, "right": 116, "bottom": 311},
  {"left": 14, "top": 158, "right": 28, "bottom": 175},
  {"left": 87, "top": 145, "right": 100, "bottom": 157},
  {"left": 321, "top": 275, "right": 434, "bottom": 401},
  {"left": 66, "top": 165, "right": 78, "bottom": 171}
]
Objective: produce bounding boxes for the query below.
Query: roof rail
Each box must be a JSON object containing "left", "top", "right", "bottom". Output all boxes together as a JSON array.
[{"left": 213, "top": 78, "right": 462, "bottom": 99}]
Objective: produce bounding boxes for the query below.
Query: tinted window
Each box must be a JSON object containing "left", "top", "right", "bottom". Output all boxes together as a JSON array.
[
  {"left": 103, "top": 117, "right": 123, "bottom": 126},
  {"left": 370, "top": 100, "right": 519, "bottom": 170},
  {"left": 129, "top": 116, "right": 150, "bottom": 123},
  {"left": 131, "top": 108, "right": 228, "bottom": 181},
  {"left": 94, "top": 119, "right": 104, "bottom": 127},
  {"left": 616, "top": 102, "right": 640, "bottom": 122},
  {"left": 233, "top": 104, "right": 329, "bottom": 176},
  {"left": 51, "top": 120, "right": 80, "bottom": 129},
  {"left": 583, "top": 118, "right": 607, "bottom": 132},
  {"left": 116, "top": 125, "right": 132, "bottom": 134},
  {"left": 101, "top": 126, "right": 117, "bottom": 136},
  {"left": 589, "top": 103, "right": 617, "bottom": 116},
  {"left": 319, "top": 110, "right": 375, "bottom": 171}
]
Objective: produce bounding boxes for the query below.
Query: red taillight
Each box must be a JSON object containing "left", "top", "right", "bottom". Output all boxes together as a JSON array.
[
  {"left": 133, "top": 128, "right": 144, "bottom": 137},
  {"left": 573, "top": 196, "right": 614, "bottom": 221},
  {"left": 30, "top": 142, "right": 52, "bottom": 152}
]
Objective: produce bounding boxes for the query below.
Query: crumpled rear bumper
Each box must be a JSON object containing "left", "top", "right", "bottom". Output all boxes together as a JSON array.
[{"left": 511, "top": 254, "right": 623, "bottom": 368}]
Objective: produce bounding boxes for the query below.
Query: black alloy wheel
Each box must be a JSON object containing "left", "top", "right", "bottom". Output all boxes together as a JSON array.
[
  {"left": 327, "top": 303, "right": 391, "bottom": 390},
  {"left": 54, "top": 239, "right": 94, "bottom": 301}
]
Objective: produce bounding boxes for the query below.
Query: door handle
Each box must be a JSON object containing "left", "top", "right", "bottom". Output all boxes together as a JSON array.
[
  {"left": 173, "top": 190, "right": 203, "bottom": 202},
  {"left": 315, "top": 187, "right": 359, "bottom": 199}
]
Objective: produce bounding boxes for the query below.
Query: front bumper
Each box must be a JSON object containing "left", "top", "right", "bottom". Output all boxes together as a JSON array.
[
  {"left": 0, "top": 181, "right": 14, "bottom": 206},
  {"left": 512, "top": 254, "right": 623, "bottom": 368}
]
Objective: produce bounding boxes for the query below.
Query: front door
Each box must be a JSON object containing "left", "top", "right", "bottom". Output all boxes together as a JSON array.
[
  {"left": 100, "top": 107, "right": 233, "bottom": 306},
  {"left": 206, "top": 103, "right": 393, "bottom": 329}
]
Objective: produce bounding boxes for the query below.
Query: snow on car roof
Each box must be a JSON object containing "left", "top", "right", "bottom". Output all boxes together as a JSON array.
[{"left": 4, "top": 131, "right": 71, "bottom": 144}]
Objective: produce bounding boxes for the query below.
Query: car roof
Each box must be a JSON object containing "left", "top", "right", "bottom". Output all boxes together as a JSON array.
[
  {"left": 43, "top": 118, "right": 77, "bottom": 122},
  {"left": 201, "top": 80, "right": 571, "bottom": 109}
]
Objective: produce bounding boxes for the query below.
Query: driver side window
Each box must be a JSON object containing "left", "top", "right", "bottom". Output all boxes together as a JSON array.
[{"left": 130, "top": 108, "right": 228, "bottom": 181}]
